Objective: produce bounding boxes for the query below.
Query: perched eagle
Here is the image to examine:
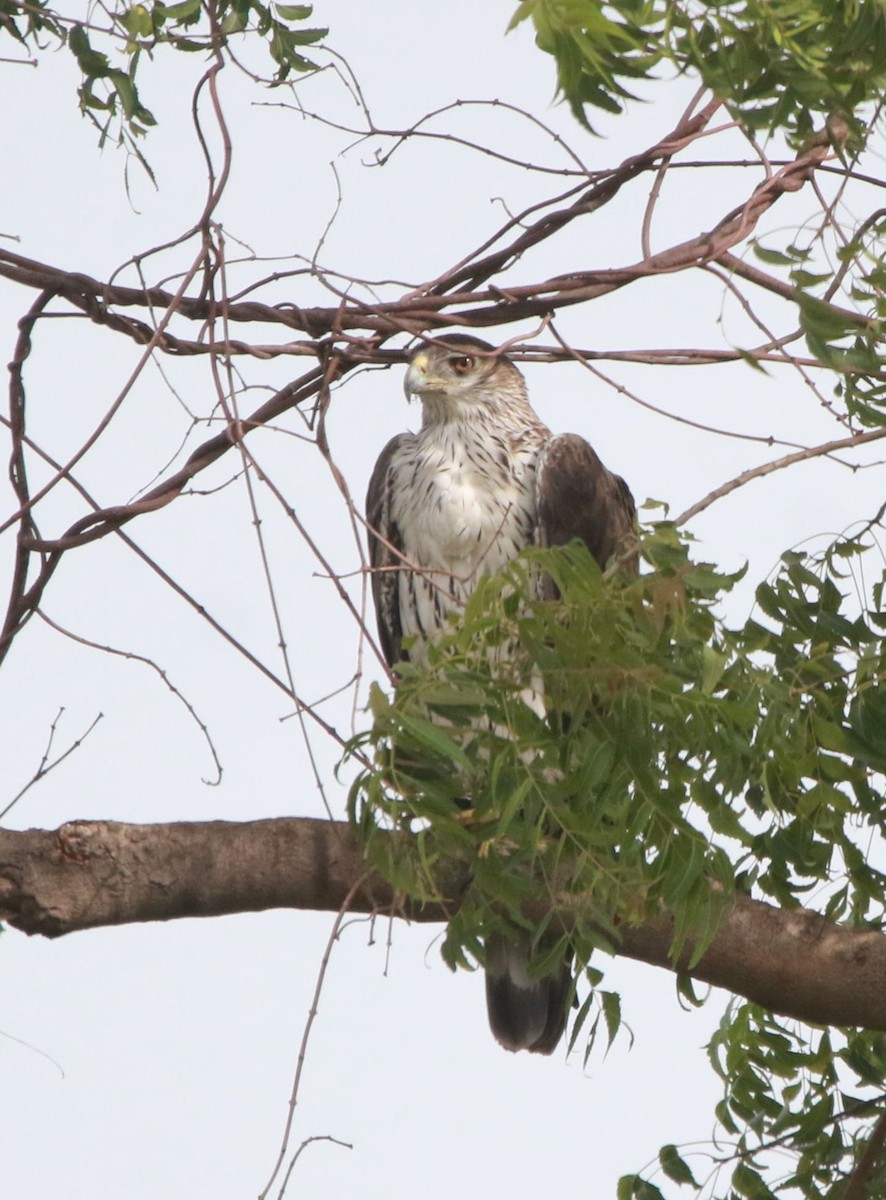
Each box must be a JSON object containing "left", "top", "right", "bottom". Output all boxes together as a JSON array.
[{"left": 366, "top": 334, "right": 636, "bottom": 1054}]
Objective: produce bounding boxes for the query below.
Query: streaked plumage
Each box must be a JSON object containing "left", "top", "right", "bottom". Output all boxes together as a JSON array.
[{"left": 366, "top": 334, "right": 635, "bottom": 1054}]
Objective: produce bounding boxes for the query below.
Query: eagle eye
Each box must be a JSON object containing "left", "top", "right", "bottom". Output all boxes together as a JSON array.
[{"left": 449, "top": 355, "right": 475, "bottom": 375}]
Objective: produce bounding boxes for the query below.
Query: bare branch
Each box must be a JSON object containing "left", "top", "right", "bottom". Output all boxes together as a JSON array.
[
  {"left": 675, "top": 427, "right": 886, "bottom": 526},
  {"left": 259, "top": 876, "right": 365, "bottom": 1200},
  {"left": 35, "top": 612, "right": 223, "bottom": 787},
  {"left": 0, "top": 709, "right": 103, "bottom": 821},
  {"left": 0, "top": 366, "right": 327, "bottom": 663},
  {"left": 0, "top": 99, "right": 836, "bottom": 349}
]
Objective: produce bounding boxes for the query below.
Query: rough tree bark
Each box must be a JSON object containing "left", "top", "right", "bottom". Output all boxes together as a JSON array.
[{"left": 1, "top": 817, "right": 884, "bottom": 1031}]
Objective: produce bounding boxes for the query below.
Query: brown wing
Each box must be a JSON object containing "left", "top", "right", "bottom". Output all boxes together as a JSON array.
[
  {"left": 535, "top": 433, "right": 636, "bottom": 581},
  {"left": 485, "top": 434, "right": 635, "bottom": 1054},
  {"left": 366, "top": 434, "right": 410, "bottom": 667}
]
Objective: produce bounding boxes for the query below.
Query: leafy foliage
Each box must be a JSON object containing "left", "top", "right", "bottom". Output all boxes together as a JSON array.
[
  {"left": 698, "top": 1002, "right": 886, "bottom": 1200},
  {"left": 508, "top": 2, "right": 886, "bottom": 444},
  {"left": 0, "top": 0, "right": 327, "bottom": 149},
  {"left": 350, "top": 530, "right": 742, "bottom": 975},
  {"left": 766, "top": 220, "right": 886, "bottom": 429},
  {"left": 348, "top": 522, "right": 886, "bottom": 1197},
  {"left": 509, "top": 0, "right": 886, "bottom": 143}
]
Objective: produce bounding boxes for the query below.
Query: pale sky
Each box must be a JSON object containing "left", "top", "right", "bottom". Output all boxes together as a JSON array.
[{"left": 1, "top": 4, "right": 883, "bottom": 1198}]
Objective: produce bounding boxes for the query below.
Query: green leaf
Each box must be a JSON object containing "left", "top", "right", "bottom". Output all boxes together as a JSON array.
[
  {"left": 675, "top": 973, "right": 706, "bottom": 1009},
  {"left": 68, "top": 24, "right": 111, "bottom": 76},
  {"left": 158, "top": 0, "right": 202, "bottom": 19},
  {"left": 659, "top": 1144, "right": 699, "bottom": 1188},
  {"left": 600, "top": 989, "right": 621, "bottom": 1052},
  {"left": 634, "top": 1181, "right": 666, "bottom": 1200},
  {"left": 752, "top": 242, "right": 795, "bottom": 266},
  {"left": 732, "top": 1161, "right": 778, "bottom": 1199},
  {"left": 790, "top": 268, "right": 834, "bottom": 289},
  {"left": 118, "top": 5, "right": 154, "bottom": 38},
  {"left": 394, "top": 711, "right": 472, "bottom": 770},
  {"left": 617, "top": 1176, "right": 639, "bottom": 1200},
  {"left": 701, "top": 645, "right": 728, "bottom": 694},
  {"left": 275, "top": 2, "right": 313, "bottom": 18}
]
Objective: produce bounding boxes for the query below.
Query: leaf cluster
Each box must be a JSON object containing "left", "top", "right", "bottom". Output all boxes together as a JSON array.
[
  {"left": 350, "top": 528, "right": 741, "bottom": 977},
  {"left": 759, "top": 227, "right": 886, "bottom": 427},
  {"left": 0, "top": 0, "right": 328, "bottom": 148},
  {"left": 347, "top": 521, "right": 886, "bottom": 1197},
  {"left": 624, "top": 1003, "right": 886, "bottom": 1199},
  {"left": 709, "top": 1003, "right": 886, "bottom": 1200},
  {"left": 509, "top": 0, "right": 886, "bottom": 143},
  {"left": 350, "top": 525, "right": 886, "bottom": 964}
]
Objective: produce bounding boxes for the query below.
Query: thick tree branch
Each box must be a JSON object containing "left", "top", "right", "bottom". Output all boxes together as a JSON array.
[
  {"left": 0, "top": 110, "right": 832, "bottom": 345},
  {"left": 2, "top": 817, "right": 885, "bottom": 1032}
]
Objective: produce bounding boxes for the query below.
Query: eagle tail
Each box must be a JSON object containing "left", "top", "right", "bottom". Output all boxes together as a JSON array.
[{"left": 484, "top": 933, "right": 572, "bottom": 1055}]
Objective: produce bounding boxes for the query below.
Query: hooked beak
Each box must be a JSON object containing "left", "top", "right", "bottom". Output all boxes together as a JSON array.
[{"left": 403, "top": 352, "right": 431, "bottom": 402}]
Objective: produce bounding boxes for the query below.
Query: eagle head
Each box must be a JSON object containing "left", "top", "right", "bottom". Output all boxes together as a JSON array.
[{"left": 404, "top": 334, "right": 528, "bottom": 419}]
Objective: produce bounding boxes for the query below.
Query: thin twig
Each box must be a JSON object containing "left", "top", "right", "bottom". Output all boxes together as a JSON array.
[
  {"left": 675, "top": 427, "right": 886, "bottom": 526},
  {"left": 36, "top": 611, "right": 223, "bottom": 787},
  {"left": 258, "top": 876, "right": 367, "bottom": 1200},
  {"left": 1, "top": 709, "right": 104, "bottom": 822}
]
